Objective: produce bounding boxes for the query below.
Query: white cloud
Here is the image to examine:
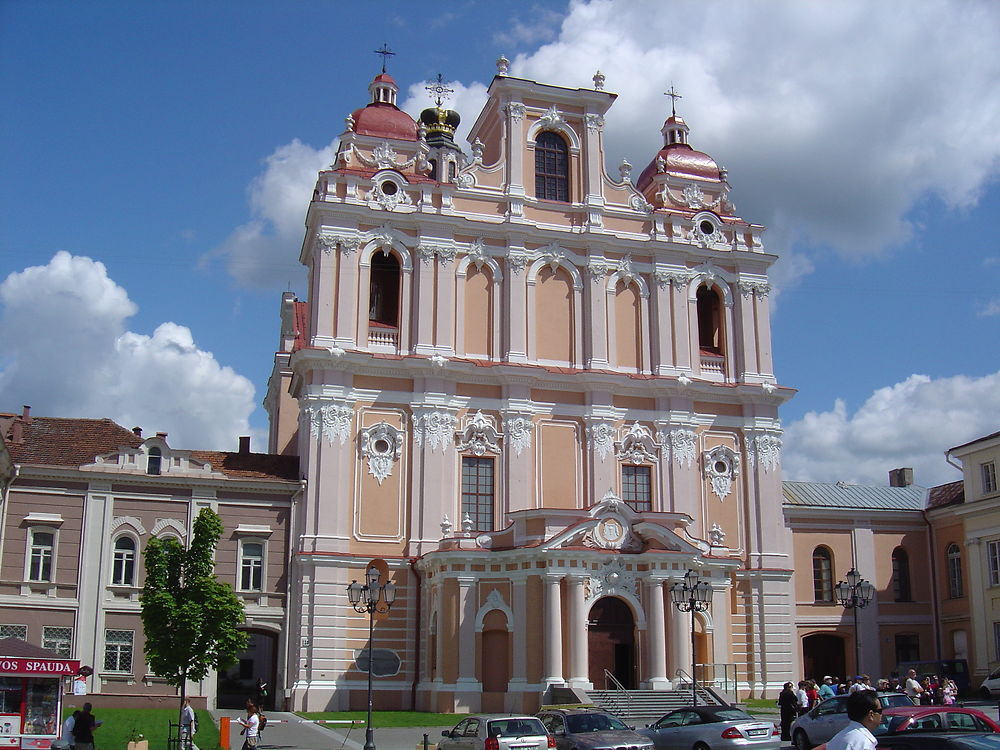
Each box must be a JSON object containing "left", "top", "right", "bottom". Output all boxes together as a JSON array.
[
  {"left": 206, "top": 138, "right": 337, "bottom": 288},
  {"left": 979, "top": 298, "right": 1000, "bottom": 317},
  {"left": 782, "top": 371, "right": 1000, "bottom": 486},
  {"left": 0, "top": 252, "right": 255, "bottom": 450}
]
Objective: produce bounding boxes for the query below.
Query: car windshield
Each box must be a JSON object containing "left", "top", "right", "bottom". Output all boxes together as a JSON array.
[
  {"left": 712, "top": 709, "right": 753, "bottom": 721},
  {"left": 874, "top": 716, "right": 910, "bottom": 735},
  {"left": 565, "top": 715, "right": 629, "bottom": 733},
  {"left": 488, "top": 719, "right": 546, "bottom": 737}
]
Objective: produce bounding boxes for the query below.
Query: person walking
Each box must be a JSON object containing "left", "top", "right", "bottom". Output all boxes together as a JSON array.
[
  {"left": 180, "top": 698, "right": 197, "bottom": 749},
  {"left": 71, "top": 703, "right": 101, "bottom": 750},
  {"left": 778, "top": 682, "right": 800, "bottom": 741},
  {"left": 826, "top": 691, "right": 883, "bottom": 750},
  {"left": 796, "top": 681, "right": 810, "bottom": 715},
  {"left": 236, "top": 701, "right": 260, "bottom": 750}
]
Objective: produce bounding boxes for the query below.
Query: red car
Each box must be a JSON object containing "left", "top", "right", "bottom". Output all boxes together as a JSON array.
[{"left": 876, "top": 706, "right": 1000, "bottom": 735}]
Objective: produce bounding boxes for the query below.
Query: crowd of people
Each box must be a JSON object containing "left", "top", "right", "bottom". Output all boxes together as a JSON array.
[{"left": 777, "top": 670, "right": 960, "bottom": 742}]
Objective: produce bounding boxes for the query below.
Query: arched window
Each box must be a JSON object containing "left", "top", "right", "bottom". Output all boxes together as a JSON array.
[
  {"left": 147, "top": 447, "right": 162, "bottom": 475},
  {"left": 29, "top": 530, "right": 55, "bottom": 582},
  {"left": 947, "top": 543, "right": 963, "bottom": 598},
  {"left": 112, "top": 536, "right": 137, "bottom": 586},
  {"left": 368, "top": 250, "right": 401, "bottom": 327},
  {"left": 535, "top": 131, "right": 569, "bottom": 202},
  {"left": 696, "top": 285, "right": 723, "bottom": 354},
  {"left": 812, "top": 546, "right": 833, "bottom": 602},
  {"left": 892, "top": 547, "right": 912, "bottom": 601}
]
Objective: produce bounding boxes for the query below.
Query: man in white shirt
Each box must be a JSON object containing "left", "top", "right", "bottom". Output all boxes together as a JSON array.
[
  {"left": 904, "top": 669, "right": 924, "bottom": 701},
  {"left": 827, "top": 691, "right": 883, "bottom": 750}
]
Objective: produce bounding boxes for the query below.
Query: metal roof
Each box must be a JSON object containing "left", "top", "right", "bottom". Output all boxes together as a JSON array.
[{"left": 783, "top": 480, "right": 927, "bottom": 511}]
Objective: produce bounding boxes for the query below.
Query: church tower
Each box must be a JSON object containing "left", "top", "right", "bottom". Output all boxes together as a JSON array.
[{"left": 266, "top": 59, "right": 794, "bottom": 712}]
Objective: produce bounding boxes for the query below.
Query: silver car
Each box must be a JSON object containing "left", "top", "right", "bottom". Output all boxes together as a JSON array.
[
  {"left": 440, "top": 716, "right": 553, "bottom": 750},
  {"left": 638, "top": 706, "right": 779, "bottom": 750},
  {"left": 789, "top": 691, "right": 915, "bottom": 750},
  {"left": 538, "top": 708, "right": 654, "bottom": 750}
]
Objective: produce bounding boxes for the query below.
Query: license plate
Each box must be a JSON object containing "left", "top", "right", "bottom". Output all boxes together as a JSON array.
[{"left": 746, "top": 729, "right": 767, "bottom": 736}]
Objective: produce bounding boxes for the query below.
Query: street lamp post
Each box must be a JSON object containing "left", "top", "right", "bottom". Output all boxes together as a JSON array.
[
  {"left": 835, "top": 567, "right": 875, "bottom": 677},
  {"left": 348, "top": 567, "right": 396, "bottom": 750},
  {"left": 670, "top": 569, "right": 712, "bottom": 706}
]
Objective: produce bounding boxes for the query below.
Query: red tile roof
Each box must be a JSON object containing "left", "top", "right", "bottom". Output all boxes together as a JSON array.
[
  {"left": 1, "top": 413, "right": 298, "bottom": 482},
  {"left": 927, "top": 480, "right": 964, "bottom": 508},
  {"left": 292, "top": 301, "right": 308, "bottom": 352}
]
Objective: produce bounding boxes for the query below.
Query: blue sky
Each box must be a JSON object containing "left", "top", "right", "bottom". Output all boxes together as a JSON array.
[{"left": 2, "top": 0, "right": 998, "bottom": 485}]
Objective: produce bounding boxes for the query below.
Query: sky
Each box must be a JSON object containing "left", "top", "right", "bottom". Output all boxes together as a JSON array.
[{"left": 2, "top": 0, "right": 999, "bottom": 487}]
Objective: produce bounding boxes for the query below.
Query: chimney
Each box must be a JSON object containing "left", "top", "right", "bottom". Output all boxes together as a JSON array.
[
  {"left": 21, "top": 405, "right": 31, "bottom": 424},
  {"left": 155, "top": 431, "right": 168, "bottom": 440},
  {"left": 889, "top": 468, "right": 914, "bottom": 487},
  {"left": 239, "top": 436, "right": 251, "bottom": 454},
  {"left": 132, "top": 427, "right": 142, "bottom": 437}
]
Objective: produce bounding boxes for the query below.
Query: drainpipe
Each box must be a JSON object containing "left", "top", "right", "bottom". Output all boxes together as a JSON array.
[
  {"left": 0, "top": 464, "right": 20, "bottom": 594},
  {"left": 923, "top": 508, "right": 942, "bottom": 660},
  {"left": 409, "top": 557, "right": 422, "bottom": 709}
]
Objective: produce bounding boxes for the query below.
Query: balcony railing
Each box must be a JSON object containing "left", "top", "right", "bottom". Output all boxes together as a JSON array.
[
  {"left": 368, "top": 323, "right": 399, "bottom": 349},
  {"left": 699, "top": 350, "right": 725, "bottom": 379}
]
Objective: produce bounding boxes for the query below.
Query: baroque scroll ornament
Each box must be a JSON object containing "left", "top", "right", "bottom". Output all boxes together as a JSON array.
[
  {"left": 538, "top": 104, "right": 565, "bottom": 128},
  {"left": 667, "top": 428, "right": 697, "bottom": 468},
  {"left": 703, "top": 445, "right": 741, "bottom": 499},
  {"left": 306, "top": 403, "right": 353, "bottom": 446},
  {"left": 738, "top": 279, "right": 771, "bottom": 299},
  {"left": 365, "top": 182, "right": 412, "bottom": 211},
  {"left": 586, "top": 558, "right": 637, "bottom": 599},
  {"left": 360, "top": 422, "right": 404, "bottom": 485},
  {"left": 417, "top": 243, "right": 457, "bottom": 266},
  {"left": 455, "top": 411, "right": 502, "bottom": 456},
  {"left": 504, "top": 416, "right": 534, "bottom": 456},
  {"left": 466, "top": 238, "right": 488, "bottom": 268},
  {"left": 617, "top": 422, "right": 658, "bottom": 465},
  {"left": 747, "top": 432, "right": 782, "bottom": 472},
  {"left": 587, "top": 422, "right": 617, "bottom": 462},
  {"left": 412, "top": 411, "right": 457, "bottom": 452}
]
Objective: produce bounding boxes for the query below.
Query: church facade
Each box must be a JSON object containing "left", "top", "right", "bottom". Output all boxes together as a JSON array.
[{"left": 266, "top": 61, "right": 795, "bottom": 712}]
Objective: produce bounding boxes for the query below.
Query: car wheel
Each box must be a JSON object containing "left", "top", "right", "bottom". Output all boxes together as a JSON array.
[{"left": 793, "top": 729, "right": 811, "bottom": 750}]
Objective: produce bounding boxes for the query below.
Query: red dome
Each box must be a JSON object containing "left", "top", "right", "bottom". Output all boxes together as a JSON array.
[
  {"left": 636, "top": 143, "right": 720, "bottom": 190},
  {"left": 350, "top": 102, "right": 418, "bottom": 141}
]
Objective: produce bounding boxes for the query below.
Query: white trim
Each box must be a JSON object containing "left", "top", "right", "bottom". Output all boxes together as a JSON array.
[
  {"left": 110, "top": 531, "right": 140, "bottom": 587},
  {"left": 24, "top": 525, "right": 58, "bottom": 584},
  {"left": 234, "top": 524, "right": 274, "bottom": 536},
  {"left": 23, "top": 512, "right": 64, "bottom": 526},
  {"left": 238, "top": 538, "right": 268, "bottom": 593}
]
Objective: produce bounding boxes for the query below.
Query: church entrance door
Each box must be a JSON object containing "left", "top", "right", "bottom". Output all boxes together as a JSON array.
[
  {"left": 802, "top": 633, "right": 846, "bottom": 683},
  {"left": 587, "top": 597, "right": 636, "bottom": 689}
]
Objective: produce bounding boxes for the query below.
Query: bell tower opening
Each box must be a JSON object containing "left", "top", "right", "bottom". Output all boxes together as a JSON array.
[
  {"left": 368, "top": 250, "right": 401, "bottom": 329},
  {"left": 696, "top": 285, "right": 723, "bottom": 354}
]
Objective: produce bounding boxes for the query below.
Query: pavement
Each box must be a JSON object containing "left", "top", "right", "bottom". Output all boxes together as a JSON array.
[{"left": 209, "top": 711, "right": 445, "bottom": 750}]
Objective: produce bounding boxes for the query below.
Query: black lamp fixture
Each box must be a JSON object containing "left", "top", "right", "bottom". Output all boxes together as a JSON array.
[
  {"left": 670, "top": 569, "right": 712, "bottom": 706},
  {"left": 835, "top": 567, "right": 875, "bottom": 677},
  {"left": 347, "top": 566, "right": 396, "bottom": 750}
]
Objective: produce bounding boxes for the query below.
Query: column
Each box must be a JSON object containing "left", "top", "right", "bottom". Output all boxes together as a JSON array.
[
  {"left": 413, "top": 256, "right": 437, "bottom": 354},
  {"left": 335, "top": 246, "right": 360, "bottom": 347},
  {"left": 669, "top": 605, "right": 691, "bottom": 687},
  {"left": 543, "top": 575, "right": 564, "bottom": 686},
  {"left": 567, "top": 575, "right": 590, "bottom": 688},
  {"left": 455, "top": 576, "right": 482, "bottom": 711},
  {"left": 503, "top": 246, "right": 528, "bottom": 362},
  {"left": 645, "top": 579, "right": 670, "bottom": 689},
  {"left": 310, "top": 248, "right": 336, "bottom": 346}
]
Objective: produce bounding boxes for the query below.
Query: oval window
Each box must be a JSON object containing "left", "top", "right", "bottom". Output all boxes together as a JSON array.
[
  {"left": 700, "top": 220, "right": 715, "bottom": 235},
  {"left": 381, "top": 181, "right": 398, "bottom": 196}
]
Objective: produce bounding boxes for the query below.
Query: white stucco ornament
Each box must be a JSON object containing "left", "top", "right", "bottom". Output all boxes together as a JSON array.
[
  {"left": 538, "top": 104, "right": 565, "bottom": 128},
  {"left": 703, "top": 444, "right": 741, "bottom": 499},
  {"left": 306, "top": 402, "right": 354, "bottom": 446},
  {"left": 412, "top": 410, "right": 457, "bottom": 452},
  {"left": 747, "top": 432, "right": 783, "bottom": 473},
  {"left": 586, "top": 558, "right": 637, "bottom": 600},
  {"left": 504, "top": 416, "right": 534, "bottom": 456},
  {"left": 441, "top": 515, "right": 453, "bottom": 536},
  {"left": 667, "top": 428, "right": 697, "bottom": 468},
  {"left": 586, "top": 421, "right": 617, "bottom": 462},
  {"left": 710, "top": 523, "right": 727, "bottom": 547},
  {"left": 360, "top": 422, "right": 403, "bottom": 485},
  {"left": 456, "top": 411, "right": 502, "bottom": 456},
  {"left": 616, "top": 422, "right": 658, "bottom": 465}
]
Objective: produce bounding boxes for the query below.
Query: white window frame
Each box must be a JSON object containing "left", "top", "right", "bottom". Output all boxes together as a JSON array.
[
  {"left": 238, "top": 539, "right": 266, "bottom": 593},
  {"left": 947, "top": 543, "right": 964, "bottom": 598},
  {"left": 983, "top": 461, "right": 998, "bottom": 495},
  {"left": 110, "top": 533, "right": 139, "bottom": 587},
  {"left": 0, "top": 624, "right": 28, "bottom": 640},
  {"left": 989, "top": 540, "right": 1000, "bottom": 587},
  {"left": 42, "top": 626, "right": 73, "bottom": 657},
  {"left": 103, "top": 629, "right": 134, "bottom": 673},
  {"left": 25, "top": 526, "right": 58, "bottom": 583}
]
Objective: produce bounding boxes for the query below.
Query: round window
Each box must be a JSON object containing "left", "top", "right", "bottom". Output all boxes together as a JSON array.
[
  {"left": 700, "top": 220, "right": 715, "bottom": 235},
  {"left": 714, "top": 460, "right": 728, "bottom": 474},
  {"left": 374, "top": 439, "right": 391, "bottom": 453},
  {"left": 381, "top": 181, "right": 398, "bottom": 196}
]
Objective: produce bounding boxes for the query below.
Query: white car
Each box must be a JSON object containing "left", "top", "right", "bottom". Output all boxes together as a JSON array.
[{"left": 982, "top": 666, "right": 1000, "bottom": 699}]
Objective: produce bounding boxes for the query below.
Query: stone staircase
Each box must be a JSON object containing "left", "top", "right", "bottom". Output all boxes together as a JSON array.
[{"left": 585, "top": 687, "right": 723, "bottom": 724}]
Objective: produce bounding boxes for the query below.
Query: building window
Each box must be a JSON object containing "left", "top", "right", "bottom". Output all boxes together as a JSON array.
[
  {"left": 147, "top": 446, "right": 162, "bottom": 475},
  {"left": 984, "top": 462, "right": 998, "bottom": 494},
  {"left": 696, "top": 285, "right": 723, "bottom": 354},
  {"left": 111, "top": 536, "right": 137, "bottom": 586},
  {"left": 28, "top": 530, "right": 54, "bottom": 582},
  {"left": 461, "top": 456, "right": 495, "bottom": 532},
  {"left": 812, "top": 546, "right": 833, "bottom": 602},
  {"left": 368, "top": 250, "right": 401, "bottom": 327},
  {"left": 995, "top": 622, "right": 1000, "bottom": 663},
  {"left": 239, "top": 542, "right": 265, "bottom": 592},
  {"left": 42, "top": 626, "right": 73, "bottom": 657},
  {"left": 892, "top": 547, "right": 912, "bottom": 602},
  {"left": 622, "top": 465, "right": 652, "bottom": 512},
  {"left": 947, "top": 543, "right": 964, "bottom": 598},
  {"left": 895, "top": 633, "right": 920, "bottom": 664},
  {"left": 104, "top": 629, "right": 134, "bottom": 673},
  {"left": 989, "top": 540, "right": 1000, "bottom": 587},
  {"left": 0, "top": 624, "right": 27, "bottom": 640},
  {"left": 535, "top": 131, "right": 569, "bottom": 202}
]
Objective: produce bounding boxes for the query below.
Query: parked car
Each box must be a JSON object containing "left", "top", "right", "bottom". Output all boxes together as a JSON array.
[
  {"left": 981, "top": 666, "right": 1000, "bottom": 700},
  {"left": 637, "top": 705, "right": 780, "bottom": 750},
  {"left": 537, "top": 708, "right": 653, "bottom": 750},
  {"left": 876, "top": 706, "right": 1000, "bottom": 735},
  {"left": 440, "top": 716, "right": 554, "bottom": 750},
  {"left": 791, "top": 692, "right": 916, "bottom": 750},
  {"left": 876, "top": 732, "right": 1000, "bottom": 748}
]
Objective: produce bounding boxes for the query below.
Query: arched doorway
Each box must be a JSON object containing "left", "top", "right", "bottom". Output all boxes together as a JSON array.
[
  {"left": 216, "top": 629, "right": 278, "bottom": 710},
  {"left": 588, "top": 597, "right": 636, "bottom": 688},
  {"left": 802, "top": 633, "right": 846, "bottom": 682}
]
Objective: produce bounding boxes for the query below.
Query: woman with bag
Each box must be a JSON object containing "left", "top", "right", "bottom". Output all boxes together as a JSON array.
[{"left": 236, "top": 701, "right": 260, "bottom": 750}]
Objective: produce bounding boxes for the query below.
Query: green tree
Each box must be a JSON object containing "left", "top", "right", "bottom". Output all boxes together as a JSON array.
[{"left": 141, "top": 507, "right": 248, "bottom": 738}]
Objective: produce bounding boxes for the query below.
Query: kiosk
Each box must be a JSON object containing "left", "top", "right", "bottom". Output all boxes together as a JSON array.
[{"left": 0, "top": 639, "right": 80, "bottom": 750}]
